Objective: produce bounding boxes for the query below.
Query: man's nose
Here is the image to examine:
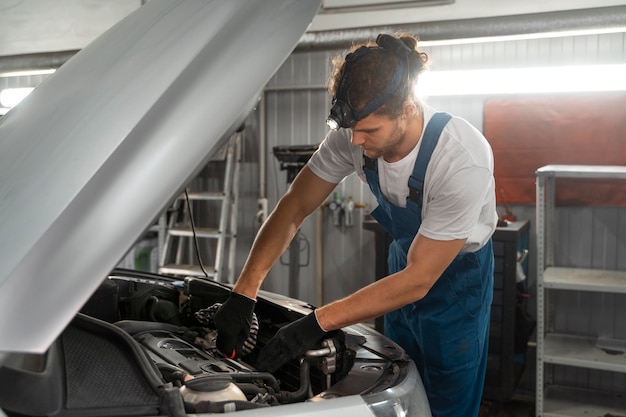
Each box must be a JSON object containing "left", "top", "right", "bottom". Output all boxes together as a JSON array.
[{"left": 351, "top": 131, "right": 365, "bottom": 146}]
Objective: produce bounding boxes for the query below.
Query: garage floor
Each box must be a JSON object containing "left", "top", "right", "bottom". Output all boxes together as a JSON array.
[{"left": 480, "top": 398, "right": 535, "bottom": 417}]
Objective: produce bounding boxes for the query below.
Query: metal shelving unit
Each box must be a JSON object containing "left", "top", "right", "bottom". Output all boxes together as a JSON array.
[{"left": 535, "top": 164, "right": 626, "bottom": 417}]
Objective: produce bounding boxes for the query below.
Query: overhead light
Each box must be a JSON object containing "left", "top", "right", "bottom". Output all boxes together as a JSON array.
[
  {"left": 0, "top": 69, "right": 56, "bottom": 78},
  {"left": 419, "top": 26, "right": 626, "bottom": 47},
  {"left": 0, "top": 87, "right": 35, "bottom": 108},
  {"left": 418, "top": 64, "right": 626, "bottom": 96},
  {"left": 0, "top": 69, "right": 56, "bottom": 115}
]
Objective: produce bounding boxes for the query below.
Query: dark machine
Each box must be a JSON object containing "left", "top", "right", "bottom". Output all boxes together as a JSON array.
[{"left": 272, "top": 144, "right": 319, "bottom": 298}]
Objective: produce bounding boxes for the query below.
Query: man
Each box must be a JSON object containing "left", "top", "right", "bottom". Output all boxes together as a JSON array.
[{"left": 215, "top": 33, "right": 497, "bottom": 417}]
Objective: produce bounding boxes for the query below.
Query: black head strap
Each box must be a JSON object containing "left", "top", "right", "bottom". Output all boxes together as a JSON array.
[{"left": 326, "top": 34, "right": 413, "bottom": 130}]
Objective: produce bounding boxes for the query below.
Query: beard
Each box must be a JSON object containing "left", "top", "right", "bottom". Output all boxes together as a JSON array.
[{"left": 363, "top": 119, "right": 405, "bottom": 161}]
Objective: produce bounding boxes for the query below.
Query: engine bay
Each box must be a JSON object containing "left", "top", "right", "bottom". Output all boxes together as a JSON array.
[
  {"left": 85, "top": 270, "right": 403, "bottom": 414},
  {"left": 121, "top": 322, "right": 344, "bottom": 413},
  {"left": 0, "top": 269, "right": 410, "bottom": 416}
]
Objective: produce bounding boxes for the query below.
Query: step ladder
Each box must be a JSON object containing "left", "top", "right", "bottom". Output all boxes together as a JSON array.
[{"left": 158, "top": 132, "right": 241, "bottom": 283}]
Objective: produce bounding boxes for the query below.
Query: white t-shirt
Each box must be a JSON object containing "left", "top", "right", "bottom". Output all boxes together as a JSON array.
[{"left": 307, "top": 104, "right": 497, "bottom": 253}]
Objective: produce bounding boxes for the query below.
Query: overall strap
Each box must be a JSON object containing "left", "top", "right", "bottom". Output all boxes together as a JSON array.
[
  {"left": 407, "top": 112, "right": 452, "bottom": 211},
  {"left": 363, "top": 153, "right": 381, "bottom": 196}
]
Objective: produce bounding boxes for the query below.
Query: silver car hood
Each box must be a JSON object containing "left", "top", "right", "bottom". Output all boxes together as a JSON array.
[{"left": 0, "top": 0, "right": 319, "bottom": 355}]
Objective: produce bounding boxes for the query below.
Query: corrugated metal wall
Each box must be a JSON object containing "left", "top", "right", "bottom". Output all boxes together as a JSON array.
[
  {"left": 3, "top": 28, "right": 626, "bottom": 397},
  {"left": 254, "top": 31, "right": 626, "bottom": 396},
  {"left": 259, "top": 30, "right": 626, "bottom": 298},
  {"left": 260, "top": 49, "right": 379, "bottom": 303}
]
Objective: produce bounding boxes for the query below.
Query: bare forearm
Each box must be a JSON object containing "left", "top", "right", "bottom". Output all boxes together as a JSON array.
[
  {"left": 233, "top": 167, "right": 338, "bottom": 299},
  {"left": 315, "top": 269, "right": 430, "bottom": 331},
  {"left": 316, "top": 235, "right": 467, "bottom": 331}
]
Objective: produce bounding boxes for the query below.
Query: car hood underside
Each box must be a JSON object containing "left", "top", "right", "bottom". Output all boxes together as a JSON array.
[{"left": 0, "top": 0, "right": 320, "bottom": 355}]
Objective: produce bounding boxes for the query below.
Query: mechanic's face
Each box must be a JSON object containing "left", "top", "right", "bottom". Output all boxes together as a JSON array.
[{"left": 350, "top": 113, "right": 406, "bottom": 162}]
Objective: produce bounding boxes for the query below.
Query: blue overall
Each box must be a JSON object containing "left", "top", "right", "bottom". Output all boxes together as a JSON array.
[{"left": 363, "top": 113, "right": 494, "bottom": 417}]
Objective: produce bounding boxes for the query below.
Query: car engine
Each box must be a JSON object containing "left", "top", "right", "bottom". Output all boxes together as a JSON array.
[
  {"left": 103, "top": 272, "right": 362, "bottom": 413},
  {"left": 0, "top": 269, "right": 413, "bottom": 417}
]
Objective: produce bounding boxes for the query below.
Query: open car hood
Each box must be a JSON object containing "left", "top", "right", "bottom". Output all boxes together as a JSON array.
[{"left": 0, "top": 0, "right": 320, "bottom": 355}]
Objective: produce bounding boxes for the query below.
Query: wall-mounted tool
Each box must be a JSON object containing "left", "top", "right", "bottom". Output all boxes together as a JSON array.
[
  {"left": 272, "top": 144, "right": 319, "bottom": 183},
  {"left": 329, "top": 192, "right": 343, "bottom": 226},
  {"left": 326, "top": 193, "right": 364, "bottom": 227},
  {"left": 272, "top": 144, "right": 319, "bottom": 298}
]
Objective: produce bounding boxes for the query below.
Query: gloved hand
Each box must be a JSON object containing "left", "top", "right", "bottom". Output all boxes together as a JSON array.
[
  {"left": 255, "top": 312, "right": 327, "bottom": 372},
  {"left": 213, "top": 292, "right": 256, "bottom": 359}
]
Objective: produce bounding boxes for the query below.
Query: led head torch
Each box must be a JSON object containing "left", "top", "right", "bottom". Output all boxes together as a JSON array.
[{"left": 326, "top": 34, "right": 412, "bottom": 130}]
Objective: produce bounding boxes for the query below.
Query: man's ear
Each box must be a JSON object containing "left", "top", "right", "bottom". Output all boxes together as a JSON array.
[{"left": 401, "top": 100, "right": 417, "bottom": 119}]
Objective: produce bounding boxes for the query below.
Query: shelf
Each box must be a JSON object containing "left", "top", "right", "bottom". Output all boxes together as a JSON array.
[
  {"left": 536, "top": 164, "right": 626, "bottom": 417},
  {"left": 543, "top": 333, "right": 626, "bottom": 373},
  {"left": 543, "top": 267, "right": 626, "bottom": 293},
  {"left": 543, "top": 385, "right": 626, "bottom": 417},
  {"left": 536, "top": 164, "right": 626, "bottom": 180}
]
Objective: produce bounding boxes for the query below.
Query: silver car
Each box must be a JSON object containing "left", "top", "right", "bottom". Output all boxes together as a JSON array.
[{"left": 0, "top": 1, "right": 430, "bottom": 416}]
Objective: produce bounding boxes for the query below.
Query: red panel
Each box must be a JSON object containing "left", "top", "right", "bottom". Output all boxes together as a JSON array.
[{"left": 484, "top": 92, "right": 626, "bottom": 206}]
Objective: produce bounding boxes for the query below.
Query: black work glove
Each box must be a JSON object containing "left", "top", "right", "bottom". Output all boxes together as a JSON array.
[
  {"left": 255, "top": 312, "right": 327, "bottom": 372},
  {"left": 213, "top": 292, "right": 256, "bottom": 359}
]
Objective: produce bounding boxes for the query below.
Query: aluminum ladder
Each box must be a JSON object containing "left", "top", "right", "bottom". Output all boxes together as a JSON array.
[{"left": 158, "top": 132, "right": 241, "bottom": 283}]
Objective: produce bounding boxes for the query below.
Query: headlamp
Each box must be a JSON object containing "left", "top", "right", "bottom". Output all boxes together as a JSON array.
[
  {"left": 326, "top": 98, "right": 358, "bottom": 131},
  {"left": 326, "top": 118, "right": 340, "bottom": 131},
  {"left": 326, "top": 34, "right": 412, "bottom": 131}
]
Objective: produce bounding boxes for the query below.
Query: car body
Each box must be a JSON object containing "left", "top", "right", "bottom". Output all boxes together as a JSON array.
[{"left": 0, "top": 1, "right": 431, "bottom": 416}]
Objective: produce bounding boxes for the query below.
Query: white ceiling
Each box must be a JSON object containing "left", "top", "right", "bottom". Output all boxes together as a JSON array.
[
  {"left": 0, "top": 0, "right": 625, "bottom": 57},
  {"left": 312, "top": 0, "right": 626, "bottom": 31}
]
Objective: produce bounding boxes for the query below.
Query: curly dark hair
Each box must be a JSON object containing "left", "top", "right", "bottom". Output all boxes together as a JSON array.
[{"left": 328, "top": 33, "right": 429, "bottom": 120}]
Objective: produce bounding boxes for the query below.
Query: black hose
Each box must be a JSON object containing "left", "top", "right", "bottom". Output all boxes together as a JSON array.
[
  {"left": 184, "top": 189, "right": 212, "bottom": 279},
  {"left": 236, "top": 383, "right": 267, "bottom": 397},
  {"left": 229, "top": 372, "right": 281, "bottom": 392},
  {"left": 278, "top": 359, "right": 311, "bottom": 404},
  {"left": 156, "top": 362, "right": 189, "bottom": 385}
]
